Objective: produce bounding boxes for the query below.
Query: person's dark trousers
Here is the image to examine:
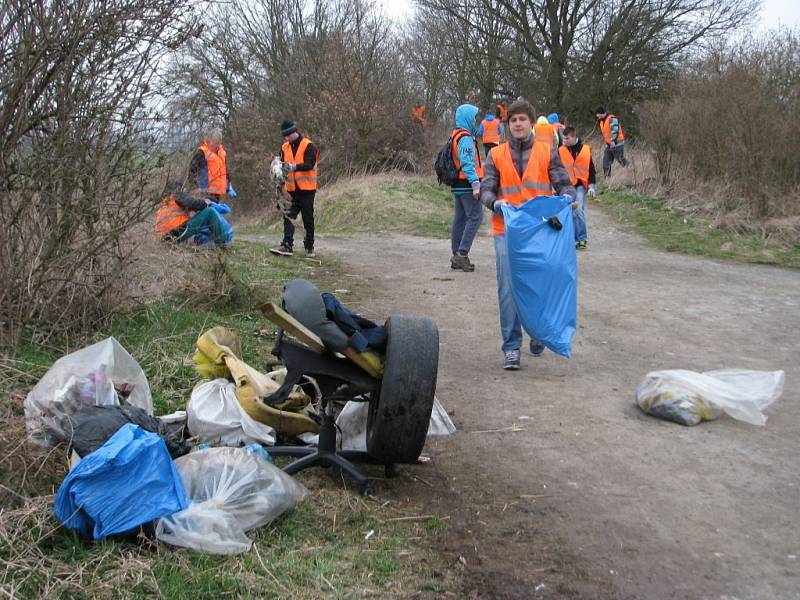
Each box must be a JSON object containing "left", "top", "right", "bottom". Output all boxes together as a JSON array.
[
  {"left": 602, "top": 144, "right": 629, "bottom": 177},
  {"left": 451, "top": 191, "right": 484, "bottom": 256},
  {"left": 282, "top": 190, "right": 315, "bottom": 251},
  {"left": 483, "top": 142, "right": 498, "bottom": 158}
]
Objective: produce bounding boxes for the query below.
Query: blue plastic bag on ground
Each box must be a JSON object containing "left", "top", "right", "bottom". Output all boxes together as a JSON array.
[
  {"left": 501, "top": 196, "right": 577, "bottom": 357},
  {"left": 54, "top": 423, "right": 188, "bottom": 539}
]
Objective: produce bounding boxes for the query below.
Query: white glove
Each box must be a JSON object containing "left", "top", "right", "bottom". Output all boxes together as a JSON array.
[
  {"left": 588, "top": 185, "right": 596, "bottom": 198},
  {"left": 284, "top": 162, "right": 297, "bottom": 172}
]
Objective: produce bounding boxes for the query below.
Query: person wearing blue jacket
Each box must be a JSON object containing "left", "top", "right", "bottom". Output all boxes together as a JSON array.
[{"left": 449, "top": 104, "right": 484, "bottom": 272}]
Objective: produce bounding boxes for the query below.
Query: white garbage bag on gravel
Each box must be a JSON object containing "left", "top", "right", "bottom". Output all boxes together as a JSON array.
[
  {"left": 636, "top": 369, "right": 784, "bottom": 426},
  {"left": 187, "top": 379, "right": 276, "bottom": 446},
  {"left": 155, "top": 447, "right": 307, "bottom": 555},
  {"left": 299, "top": 396, "right": 456, "bottom": 450}
]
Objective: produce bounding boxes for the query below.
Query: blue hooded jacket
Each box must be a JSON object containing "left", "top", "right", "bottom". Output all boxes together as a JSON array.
[{"left": 452, "top": 104, "right": 481, "bottom": 190}]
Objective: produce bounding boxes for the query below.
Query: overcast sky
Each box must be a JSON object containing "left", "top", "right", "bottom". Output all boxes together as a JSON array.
[{"left": 378, "top": 0, "right": 800, "bottom": 30}]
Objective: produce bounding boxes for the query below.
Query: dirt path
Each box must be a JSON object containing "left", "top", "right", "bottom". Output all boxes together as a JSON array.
[{"left": 248, "top": 204, "right": 800, "bottom": 599}]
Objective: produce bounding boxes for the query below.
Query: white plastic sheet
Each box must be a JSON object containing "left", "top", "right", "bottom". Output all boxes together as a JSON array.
[
  {"left": 636, "top": 369, "right": 784, "bottom": 426},
  {"left": 187, "top": 379, "right": 276, "bottom": 446},
  {"left": 24, "top": 337, "right": 152, "bottom": 446},
  {"left": 155, "top": 447, "right": 308, "bottom": 554},
  {"left": 299, "top": 396, "right": 456, "bottom": 450}
]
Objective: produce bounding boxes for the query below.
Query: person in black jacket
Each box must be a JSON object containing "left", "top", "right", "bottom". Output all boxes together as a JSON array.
[{"left": 270, "top": 120, "right": 319, "bottom": 258}]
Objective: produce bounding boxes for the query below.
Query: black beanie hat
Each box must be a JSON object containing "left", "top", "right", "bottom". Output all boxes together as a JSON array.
[
  {"left": 280, "top": 119, "right": 298, "bottom": 136},
  {"left": 595, "top": 106, "right": 606, "bottom": 115}
]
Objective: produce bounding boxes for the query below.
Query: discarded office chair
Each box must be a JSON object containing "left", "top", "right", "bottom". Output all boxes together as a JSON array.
[{"left": 261, "top": 280, "right": 438, "bottom": 494}]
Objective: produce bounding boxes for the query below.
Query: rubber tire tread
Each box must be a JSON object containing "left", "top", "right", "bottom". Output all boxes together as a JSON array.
[{"left": 367, "top": 316, "right": 439, "bottom": 463}]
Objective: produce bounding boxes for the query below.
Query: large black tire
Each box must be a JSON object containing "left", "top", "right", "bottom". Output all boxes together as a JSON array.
[{"left": 367, "top": 316, "right": 439, "bottom": 463}]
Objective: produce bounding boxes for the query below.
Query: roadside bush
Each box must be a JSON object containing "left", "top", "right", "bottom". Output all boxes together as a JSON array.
[
  {"left": 639, "top": 30, "right": 800, "bottom": 219},
  {"left": 0, "top": 0, "right": 196, "bottom": 347}
]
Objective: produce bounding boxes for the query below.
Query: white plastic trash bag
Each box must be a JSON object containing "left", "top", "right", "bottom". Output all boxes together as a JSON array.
[
  {"left": 300, "top": 396, "right": 457, "bottom": 450},
  {"left": 155, "top": 447, "right": 308, "bottom": 555},
  {"left": 187, "top": 379, "right": 276, "bottom": 446},
  {"left": 636, "top": 369, "right": 784, "bottom": 426},
  {"left": 24, "top": 337, "right": 152, "bottom": 446}
]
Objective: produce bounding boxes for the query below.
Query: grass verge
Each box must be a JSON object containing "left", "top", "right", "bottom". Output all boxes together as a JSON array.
[
  {"left": 0, "top": 240, "right": 448, "bottom": 599},
  {"left": 239, "top": 174, "right": 454, "bottom": 239},
  {"left": 596, "top": 190, "right": 800, "bottom": 268}
]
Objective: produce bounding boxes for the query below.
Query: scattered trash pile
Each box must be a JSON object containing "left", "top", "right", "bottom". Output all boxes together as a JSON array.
[
  {"left": 23, "top": 289, "right": 455, "bottom": 555},
  {"left": 636, "top": 369, "right": 784, "bottom": 426}
]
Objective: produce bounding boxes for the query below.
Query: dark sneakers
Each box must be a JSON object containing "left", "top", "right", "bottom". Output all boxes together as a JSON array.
[
  {"left": 503, "top": 349, "right": 521, "bottom": 370},
  {"left": 269, "top": 244, "right": 293, "bottom": 256},
  {"left": 305, "top": 247, "right": 316, "bottom": 258},
  {"left": 529, "top": 339, "right": 545, "bottom": 356},
  {"left": 450, "top": 254, "right": 475, "bottom": 272}
]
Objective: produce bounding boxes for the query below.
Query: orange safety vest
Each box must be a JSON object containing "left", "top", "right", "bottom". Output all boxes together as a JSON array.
[
  {"left": 496, "top": 103, "right": 508, "bottom": 123},
  {"left": 481, "top": 118, "right": 501, "bottom": 144},
  {"left": 281, "top": 137, "right": 319, "bottom": 192},
  {"left": 491, "top": 140, "right": 553, "bottom": 236},
  {"left": 451, "top": 129, "right": 484, "bottom": 181},
  {"left": 534, "top": 122, "right": 556, "bottom": 148},
  {"left": 558, "top": 144, "right": 592, "bottom": 187},
  {"left": 599, "top": 114, "right": 625, "bottom": 145},
  {"left": 155, "top": 194, "right": 189, "bottom": 239},
  {"left": 198, "top": 142, "right": 228, "bottom": 195}
]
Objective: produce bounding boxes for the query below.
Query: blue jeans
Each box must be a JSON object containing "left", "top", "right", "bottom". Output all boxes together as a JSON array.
[
  {"left": 573, "top": 185, "right": 587, "bottom": 242},
  {"left": 451, "top": 191, "right": 484, "bottom": 255},
  {"left": 494, "top": 235, "right": 523, "bottom": 352}
]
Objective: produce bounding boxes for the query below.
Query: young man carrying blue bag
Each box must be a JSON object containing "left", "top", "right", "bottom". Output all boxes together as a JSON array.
[{"left": 479, "top": 99, "right": 577, "bottom": 370}]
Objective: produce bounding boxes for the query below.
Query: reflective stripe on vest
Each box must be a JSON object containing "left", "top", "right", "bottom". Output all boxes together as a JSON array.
[
  {"left": 155, "top": 196, "right": 189, "bottom": 238},
  {"left": 481, "top": 119, "right": 501, "bottom": 144},
  {"left": 558, "top": 144, "right": 592, "bottom": 187},
  {"left": 491, "top": 140, "right": 553, "bottom": 236},
  {"left": 282, "top": 137, "right": 318, "bottom": 192},
  {"left": 199, "top": 142, "right": 227, "bottom": 195},
  {"left": 599, "top": 114, "right": 625, "bottom": 145},
  {"left": 534, "top": 122, "right": 556, "bottom": 148},
  {"left": 451, "top": 129, "right": 484, "bottom": 180}
]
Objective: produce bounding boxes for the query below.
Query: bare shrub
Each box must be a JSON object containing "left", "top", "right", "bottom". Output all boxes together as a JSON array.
[
  {"left": 165, "top": 0, "right": 424, "bottom": 215},
  {"left": 639, "top": 30, "right": 800, "bottom": 220},
  {"left": 0, "top": 0, "right": 196, "bottom": 348}
]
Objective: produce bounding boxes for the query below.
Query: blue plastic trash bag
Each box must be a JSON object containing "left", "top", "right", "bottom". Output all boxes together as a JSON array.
[
  {"left": 54, "top": 423, "right": 188, "bottom": 540},
  {"left": 500, "top": 195, "right": 577, "bottom": 357}
]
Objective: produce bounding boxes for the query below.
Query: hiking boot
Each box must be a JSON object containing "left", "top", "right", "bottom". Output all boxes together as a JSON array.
[
  {"left": 529, "top": 340, "right": 545, "bottom": 356},
  {"left": 269, "top": 244, "right": 293, "bottom": 256},
  {"left": 450, "top": 254, "right": 475, "bottom": 272},
  {"left": 576, "top": 240, "right": 587, "bottom": 250},
  {"left": 503, "top": 349, "right": 521, "bottom": 370},
  {"left": 305, "top": 248, "right": 316, "bottom": 258}
]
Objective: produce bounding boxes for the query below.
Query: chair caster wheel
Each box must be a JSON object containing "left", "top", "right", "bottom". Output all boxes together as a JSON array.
[{"left": 359, "top": 483, "right": 375, "bottom": 496}]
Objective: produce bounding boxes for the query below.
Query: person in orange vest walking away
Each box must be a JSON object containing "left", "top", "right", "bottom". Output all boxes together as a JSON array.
[
  {"left": 478, "top": 110, "right": 504, "bottom": 157},
  {"left": 559, "top": 127, "right": 596, "bottom": 250},
  {"left": 595, "top": 107, "right": 629, "bottom": 177},
  {"left": 411, "top": 103, "right": 428, "bottom": 127},
  {"left": 479, "top": 99, "right": 576, "bottom": 370},
  {"left": 270, "top": 119, "right": 319, "bottom": 258},
  {"left": 188, "top": 128, "right": 237, "bottom": 201}
]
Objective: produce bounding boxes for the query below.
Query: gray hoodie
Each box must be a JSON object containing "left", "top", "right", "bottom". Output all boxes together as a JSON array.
[{"left": 480, "top": 135, "right": 576, "bottom": 212}]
